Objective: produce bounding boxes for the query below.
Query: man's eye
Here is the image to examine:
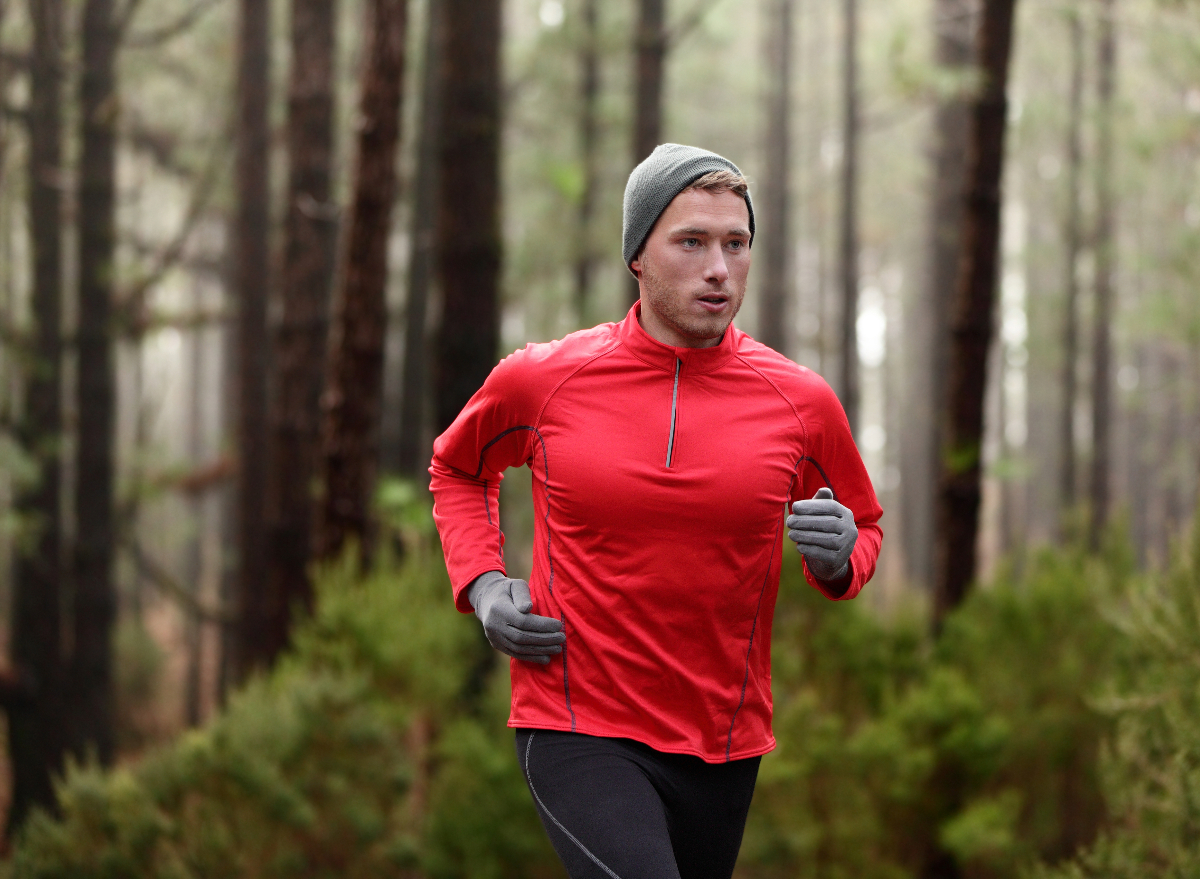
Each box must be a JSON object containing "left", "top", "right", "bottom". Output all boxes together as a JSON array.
[
  {"left": 727, "top": 240, "right": 745, "bottom": 251},
  {"left": 682, "top": 238, "right": 700, "bottom": 247}
]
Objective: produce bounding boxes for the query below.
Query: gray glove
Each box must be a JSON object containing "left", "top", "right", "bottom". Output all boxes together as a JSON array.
[
  {"left": 787, "top": 487, "right": 858, "bottom": 582},
  {"left": 468, "top": 571, "right": 565, "bottom": 665}
]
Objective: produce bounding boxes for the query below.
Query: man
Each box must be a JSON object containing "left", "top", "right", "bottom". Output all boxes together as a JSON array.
[{"left": 430, "top": 144, "right": 882, "bottom": 879}]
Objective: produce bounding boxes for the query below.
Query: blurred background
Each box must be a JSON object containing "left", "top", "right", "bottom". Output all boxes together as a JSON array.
[{"left": 0, "top": 0, "right": 1198, "bottom": 875}]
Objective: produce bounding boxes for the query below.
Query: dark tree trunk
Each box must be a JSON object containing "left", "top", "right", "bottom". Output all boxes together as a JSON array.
[
  {"left": 8, "top": 0, "right": 66, "bottom": 831},
  {"left": 433, "top": 0, "right": 501, "bottom": 435},
  {"left": 629, "top": 0, "right": 666, "bottom": 305},
  {"left": 838, "top": 0, "right": 860, "bottom": 435},
  {"left": 1060, "top": 6, "right": 1084, "bottom": 521},
  {"left": 232, "top": 0, "right": 272, "bottom": 677},
  {"left": 263, "top": 0, "right": 338, "bottom": 662},
  {"left": 313, "top": 0, "right": 408, "bottom": 561},
  {"left": 574, "top": 0, "right": 600, "bottom": 326},
  {"left": 396, "top": 0, "right": 443, "bottom": 480},
  {"left": 183, "top": 283, "right": 207, "bottom": 727},
  {"left": 72, "top": 0, "right": 118, "bottom": 765},
  {"left": 758, "top": 0, "right": 792, "bottom": 355},
  {"left": 633, "top": 0, "right": 665, "bottom": 166},
  {"left": 0, "top": 0, "right": 10, "bottom": 190},
  {"left": 932, "top": 0, "right": 1019, "bottom": 632},
  {"left": 901, "top": 0, "right": 975, "bottom": 589},
  {"left": 1089, "top": 0, "right": 1116, "bottom": 551}
]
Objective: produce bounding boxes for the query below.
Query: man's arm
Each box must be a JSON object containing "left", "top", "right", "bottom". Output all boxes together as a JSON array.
[
  {"left": 788, "top": 378, "right": 883, "bottom": 601},
  {"left": 429, "top": 348, "right": 566, "bottom": 665},
  {"left": 429, "top": 351, "right": 539, "bottom": 613}
]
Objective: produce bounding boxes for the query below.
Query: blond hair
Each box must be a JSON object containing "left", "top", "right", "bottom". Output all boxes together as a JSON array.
[{"left": 685, "top": 169, "right": 749, "bottom": 199}]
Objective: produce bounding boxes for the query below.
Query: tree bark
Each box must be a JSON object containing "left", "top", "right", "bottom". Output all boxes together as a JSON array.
[
  {"left": 629, "top": 0, "right": 666, "bottom": 305},
  {"left": 231, "top": 0, "right": 272, "bottom": 677},
  {"left": 838, "top": 0, "right": 860, "bottom": 435},
  {"left": 433, "top": 0, "right": 501, "bottom": 435},
  {"left": 8, "top": 0, "right": 66, "bottom": 831},
  {"left": 574, "top": 0, "right": 601, "bottom": 326},
  {"left": 183, "top": 282, "right": 207, "bottom": 727},
  {"left": 932, "top": 0, "right": 1019, "bottom": 632},
  {"left": 313, "top": 0, "right": 408, "bottom": 561},
  {"left": 1089, "top": 0, "right": 1116, "bottom": 551},
  {"left": 633, "top": 0, "right": 666, "bottom": 166},
  {"left": 263, "top": 0, "right": 338, "bottom": 663},
  {"left": 1060, "top": 6, "right": 1084, "bottom": 521},
  {"left": 758, "top": 0, "right": 792, "bottom": 355},
  {"left": 396, "top": 0, "right": 443, "bottom": 480},
  {"left": 901, "top": 0, "right": 975, "bottom": 589},
  {"left": 72, "top": 0, "right": 119, "bottom": 765}
]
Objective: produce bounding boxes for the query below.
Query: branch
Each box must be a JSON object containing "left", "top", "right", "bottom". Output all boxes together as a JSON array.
[
  {"left": 122, "top": 534, "right": 237, "bottom": 625},
  {"left": 2, "top": 101, "right": 29, "bottom": 124},
  {"left": 665, "top": 0, "right": 726, "bottom": 51},
  {"left": 116, "top": 130, "right": 230, "bottom": 331},
  {"left": 148, "top": 456, "right": 235, "bottom": 497},
  {"left": 125, "top": 0, "right": 223, "bottom": 49},
  {"left": 115, "top": 0, "right": 148, "bottom": 40},
  {"left": 0, "top": 48, "right": 29, "bottom": 70},
  {"left": 137, "top": 306, "right": 230, "bottom": 333}
]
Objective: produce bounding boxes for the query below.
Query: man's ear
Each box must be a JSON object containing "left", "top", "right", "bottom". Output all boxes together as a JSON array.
[{"left": 629, "top": 257, "right": 642, "bottom": 278}]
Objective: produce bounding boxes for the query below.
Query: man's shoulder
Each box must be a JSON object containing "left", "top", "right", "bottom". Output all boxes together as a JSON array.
[
  {"left": 488, "top": 321, "right": 621, "bottom": 396},
  {"left": 732, "top": 329, "right": 834, "bottom": 398}
]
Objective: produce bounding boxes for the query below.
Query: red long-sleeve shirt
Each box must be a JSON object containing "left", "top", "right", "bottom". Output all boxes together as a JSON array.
[{"left": 430, "top": 303, "right": 882, "bottom": 762}]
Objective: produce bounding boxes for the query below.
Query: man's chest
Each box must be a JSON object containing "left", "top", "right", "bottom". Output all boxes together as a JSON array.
[{"left": 530, "top": 364, "right": 804, "bottom": 540}]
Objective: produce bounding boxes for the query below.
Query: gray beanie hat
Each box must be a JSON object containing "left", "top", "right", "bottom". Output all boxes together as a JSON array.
[{"left": 622, "top": 143, "right": 754, "bottom": 272}]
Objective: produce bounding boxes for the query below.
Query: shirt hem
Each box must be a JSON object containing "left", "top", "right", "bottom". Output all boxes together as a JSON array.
[{"left": 507, "top": 716, "right": 777, "bottom": 764}]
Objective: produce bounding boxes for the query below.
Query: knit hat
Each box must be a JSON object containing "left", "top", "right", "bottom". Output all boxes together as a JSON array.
[{"left": 622, "top": 143, "right": 755, "bottom": 272}]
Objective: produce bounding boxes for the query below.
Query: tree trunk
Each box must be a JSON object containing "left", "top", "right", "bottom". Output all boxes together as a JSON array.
[
  {"left": 396, "top": 0, "right": 443, "bottom": 480},
  {"left": 8, "top": 0, "right": 66, "bottom": 831},
  {"left": 433, "top": 0, "right": 501, "bottom": 435},
  {"left": 1089, "top": 0, "right": 1116, "bottom": 551},
  {"left": 758, "top": 0, "right": 792, "bottom": 355},
  {"left": 932, "top": 0, "right": 1019, "bottom": 633},
  {"left": 183, "top": 283, "right": 206, "bottom": 728},
  {"left": 901, "top": 0, "right": 975, "bottom": 589},
  {"left": 313, "top": 0, "right": 408, "bottom": 561},
  {"left": 838, "top": 0, "right": 860, "bottom": 435},
  {"left": 633, "top": 0, "right": 666, "bottom": 166},
  {"left": 1057, "top": 6, "right": 1086, "bottom": 527},
  {"left": 574, "top": 0, "right": 600, "bottom": 326},
  {"left": 72, "top": 0, "right": 119, "bottom": 765},
  {"left": 232, "top": 0, "right": 272, "bottom": 677},
  {"left": 1059, "top": 7, "right": 1084, "bottom": 521},
  {"left": 263, "top": 0, "right": 338, "bottom": 663},
  {"left": 629, "top": 0, "right": 666, "bottom": 305}
]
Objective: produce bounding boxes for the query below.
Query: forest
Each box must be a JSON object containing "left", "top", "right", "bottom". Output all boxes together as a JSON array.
[{"left": 0, "top": 0, "right": 1198, "bottom": 875}]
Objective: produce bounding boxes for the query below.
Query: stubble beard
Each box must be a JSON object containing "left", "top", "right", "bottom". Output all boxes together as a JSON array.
[{"left": 639, "top": 255, "right": 744, "bottom": 346}]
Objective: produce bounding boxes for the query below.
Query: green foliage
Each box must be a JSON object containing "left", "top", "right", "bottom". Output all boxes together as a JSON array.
[
  {"left": 1030, "top": 517, "right": 1200, "bottom": 878},
  {"left": 114, "top": 619, "right": 167, "bottom": 751},
  {"left": 739, "top": 545, "right": 1122, "bottom": 878},
  {"left": 9, "top": 496, "right": 1200, "bottom": 879},
  {"left": 5, "top": 491, "right": 561, "bottom": 878}
]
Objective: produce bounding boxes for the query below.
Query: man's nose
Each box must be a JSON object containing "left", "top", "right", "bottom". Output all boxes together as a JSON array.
[{"left": 702, "top": 247, "right": 730, "bottom": 284}]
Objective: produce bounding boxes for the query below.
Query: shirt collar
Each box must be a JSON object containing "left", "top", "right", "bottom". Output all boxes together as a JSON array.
[{"left": 618, "top": 301, "right": 739, "bottom": 375}]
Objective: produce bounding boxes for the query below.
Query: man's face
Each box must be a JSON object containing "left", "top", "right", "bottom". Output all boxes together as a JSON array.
[{"left": 631, "top": 188, "right": 752, "bottom": 349}]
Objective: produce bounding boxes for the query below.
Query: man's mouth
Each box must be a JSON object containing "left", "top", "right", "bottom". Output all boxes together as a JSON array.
[{"left": 697, "top": 294, "right": 729, "bottom": 312}]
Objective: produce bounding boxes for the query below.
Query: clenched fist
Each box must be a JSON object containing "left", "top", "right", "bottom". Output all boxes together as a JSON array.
[
  {"left": 468, "top": 571, "right": 565, "bottom": 664},
  {"left": 787, "top": 487, "right": 858, "bottom": 583}
]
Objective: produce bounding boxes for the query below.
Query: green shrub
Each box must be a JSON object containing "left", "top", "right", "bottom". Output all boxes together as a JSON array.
[
  {"left": 1029, "top": 518, "right": 1200, "bottom": 878},
  {"left": 739, "top": 541, "right": 1124, "bottom": 879},
  {"left": 6, "top": 491, "right": 560, "bottom": 879},
  {"left": 10, "top": 488, "right": 1198, "bottom": 879}
]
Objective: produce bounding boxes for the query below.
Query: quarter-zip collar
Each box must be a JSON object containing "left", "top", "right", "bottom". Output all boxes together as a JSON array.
[{"left": 619, "top": 301, "right": 738, "bottom": 375}]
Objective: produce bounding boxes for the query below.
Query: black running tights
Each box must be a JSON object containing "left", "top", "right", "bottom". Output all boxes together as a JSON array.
[{"left": 515, "top": 728, "right": 760, "bottom": 879}]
